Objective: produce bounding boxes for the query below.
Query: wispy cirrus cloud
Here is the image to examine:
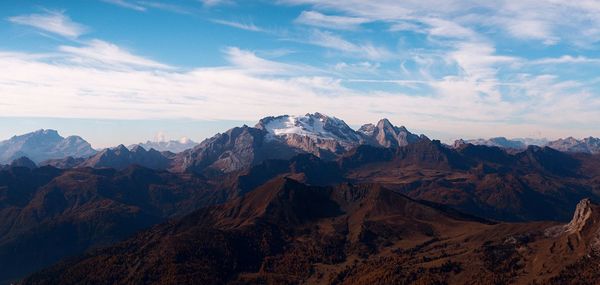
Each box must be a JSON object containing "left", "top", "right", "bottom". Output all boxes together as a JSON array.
[
  {"left": 531, "top": 55, "right": 600, "bottom": 65},
  {"left": 308, "top": 30, "right": 392, "bottom": 60},
  {"left": 101, "top": 0, "right": 193, "bottom": 14},
  {"left": 136, "top": 1, "right": 192, "bottom": 14},
  {"left": 224, "top": 47, "right": 299, "bottom": 74},
  {"left": 210, "top": 19, "right": 265, "bottom": 32},
  {"left": 8, "top": 10, "right": 87, "bottom": 38}
]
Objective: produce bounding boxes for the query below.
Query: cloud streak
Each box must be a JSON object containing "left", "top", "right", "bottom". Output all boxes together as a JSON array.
[
  {"left": 308, "top": 30, "right": 392, "bottom": 60},
  {"left": 58, "top": 40, "right": 172, "bottom": 69},
  {"left": 8, "top": 10, "right": 87, "bottom": 38},
  {"left": 210, "top": 19, "right": 265, "bottom": 32}
]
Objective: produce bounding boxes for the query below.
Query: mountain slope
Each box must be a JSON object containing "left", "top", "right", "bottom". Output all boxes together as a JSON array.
[
  {"left": 172, "top": 125, "right": 300, "bottom": 175},
  {"left": 22, "top": 179, "right": 600, "bottom": 285},
  {"left": 343, "top": 140, "right": 600, "bottom": 221},
  {"left": 20, "top": 178, "right": 487, "bottom": 284},
  {"left": 0, "top": 165, "right": 217, "bottom": 284}
]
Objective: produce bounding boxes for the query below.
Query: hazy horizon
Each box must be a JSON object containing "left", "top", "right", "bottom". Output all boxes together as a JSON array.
[{"left": 0, "top": 114, "right": 570, "bottom": 149}]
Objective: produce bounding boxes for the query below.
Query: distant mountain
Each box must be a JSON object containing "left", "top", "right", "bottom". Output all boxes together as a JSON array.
[
  {"left": 514, "top": 137, "right": 550, "bottom": 146},
  {"left": 80, "top": 145, "right": 170, "bottom": 170},
  {"left": 456, "top": 136, "right": 600, "bottom": 154},
  {"left": 130, "top": 138, "right": 197, "bottom": 153},
  {"left": 547, "top": 137, "right": 600, "bottom": 154},
  {"left": 0, "top": 129, "right": 96, "bottom": 164},
  {"left": 454, "top": 137, "right": 528, "bottom": 149},
  {"left": 39, "top": 156, "right": 86, "bottom": 169}
]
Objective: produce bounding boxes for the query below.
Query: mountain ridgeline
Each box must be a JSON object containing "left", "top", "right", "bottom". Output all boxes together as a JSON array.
[{"left": 2, "top": 113, "right": 600, "bottom": 284}]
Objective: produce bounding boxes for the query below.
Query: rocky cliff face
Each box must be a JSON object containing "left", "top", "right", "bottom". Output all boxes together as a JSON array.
[
  {"left": 358, "top": 118, "right": 422, "bottom": 148},
  {"left": 555, "top": 199, "right": 600, "bottom": 252}
]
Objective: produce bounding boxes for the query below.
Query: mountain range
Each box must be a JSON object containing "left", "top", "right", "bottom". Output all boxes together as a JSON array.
[
  {"left": 2, "top": 113, "right": 600, "bottom": 284},
  {"left": 129, "top": 138, "right": 197, "bottom": 153},
  {"left": 456, "top": 136, "right": 600, "bottom": 154}
]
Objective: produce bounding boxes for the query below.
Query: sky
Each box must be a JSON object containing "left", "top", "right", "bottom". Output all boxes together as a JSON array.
[{"left": 1, "top": 0, "right": 600, "bottom": 148}]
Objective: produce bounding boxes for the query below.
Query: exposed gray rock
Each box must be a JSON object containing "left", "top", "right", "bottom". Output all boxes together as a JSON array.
[{"left": 358, "top": 118, "right": 421, "bottom": 148}]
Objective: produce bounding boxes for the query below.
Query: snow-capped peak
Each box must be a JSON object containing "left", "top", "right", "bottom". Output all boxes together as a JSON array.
[{"left": 256, "top": 113, "right": 360, "bottom": 142}]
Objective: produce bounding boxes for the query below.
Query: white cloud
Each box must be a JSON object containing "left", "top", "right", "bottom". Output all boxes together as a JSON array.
[
  {"left": 58, "top": 40, "right": 172, "bottom": 69},
  {"left": 295, "top": 10, "right": 369, "bottom": 30},
  {"left": 8, "top": 10, "right": 87, "bottom": 38}
]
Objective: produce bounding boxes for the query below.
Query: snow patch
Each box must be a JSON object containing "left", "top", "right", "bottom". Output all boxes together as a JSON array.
[{"left": 261, "top": 113, "right": 358, "bottom": 142}]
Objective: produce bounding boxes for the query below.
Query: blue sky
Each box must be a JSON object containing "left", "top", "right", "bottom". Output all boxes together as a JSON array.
[{"left": 1, "top": 0, "right": 600, "bottom": 148}]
